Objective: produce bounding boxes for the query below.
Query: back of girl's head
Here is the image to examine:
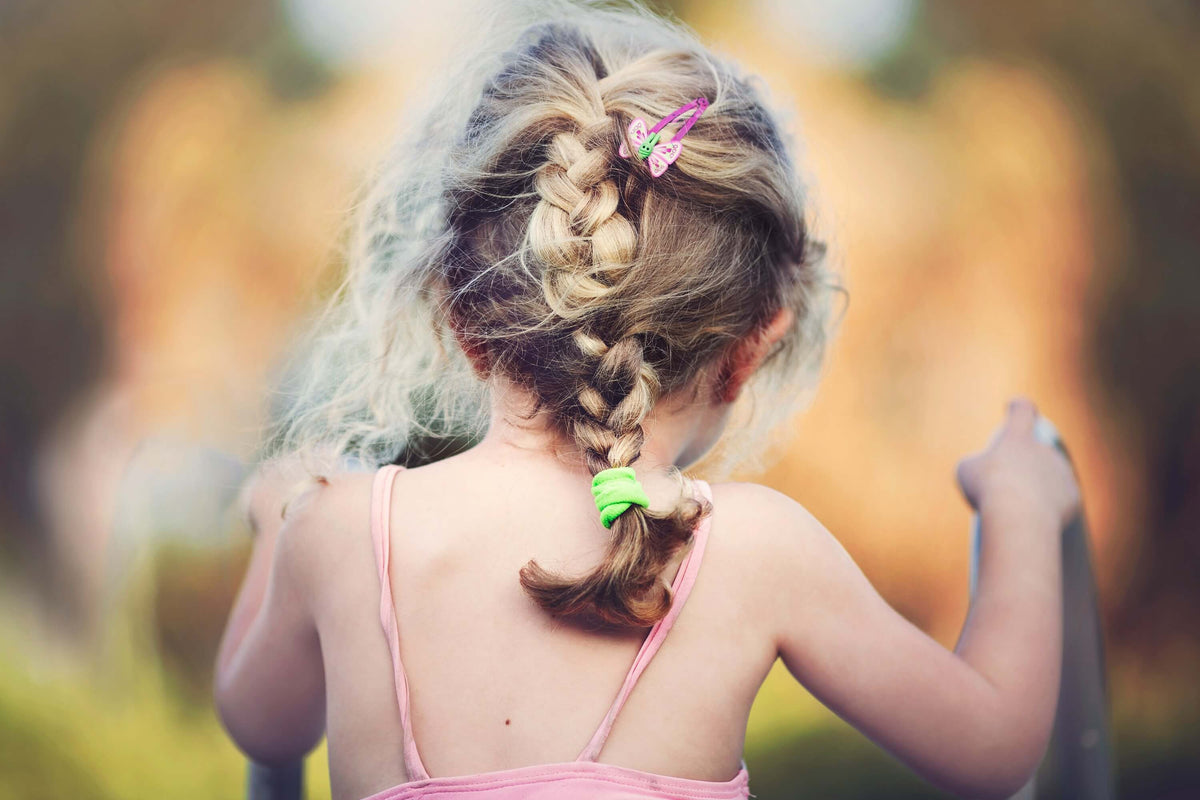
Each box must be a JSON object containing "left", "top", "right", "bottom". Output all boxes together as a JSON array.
[{"left": 264, "top": 1, "right": 839, "bottom": 627}]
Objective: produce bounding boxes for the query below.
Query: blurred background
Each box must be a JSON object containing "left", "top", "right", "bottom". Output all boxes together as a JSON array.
[{"left": 1, "top": 0, "right": 1197, "bottom": 797}]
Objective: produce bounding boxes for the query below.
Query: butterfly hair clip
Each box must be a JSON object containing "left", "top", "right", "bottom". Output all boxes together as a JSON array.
[{"left": 618, "top": 97, "right": 709, "bottom": 178}]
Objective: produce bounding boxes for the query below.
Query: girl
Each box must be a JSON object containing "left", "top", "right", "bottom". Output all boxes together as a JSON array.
[{"left": 215, "top": 4, "right": 1080, "bottom": 799}]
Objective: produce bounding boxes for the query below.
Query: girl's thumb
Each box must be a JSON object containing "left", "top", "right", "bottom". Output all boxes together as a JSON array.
[{"left": 1005, "top": 396, "right": 1038, "bottom": 437}]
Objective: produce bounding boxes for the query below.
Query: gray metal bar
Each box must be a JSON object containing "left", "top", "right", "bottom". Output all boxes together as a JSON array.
[
  {"left": 968, "top": 415, "right": 1115, "bottom": 799},
  {"left": 1053, "top": 509, "right": 1116, "bottom": 798},
  {"left": 247, "top": 760, "right": 302, "bottom": 800}
]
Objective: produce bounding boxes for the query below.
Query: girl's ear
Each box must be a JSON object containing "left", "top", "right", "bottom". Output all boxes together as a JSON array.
[
  {"left": 450, "top": 323, "right": 491, "bottom": 379},
  {"left": 715, "top": 307, "right": 795, "bottom": 404}
]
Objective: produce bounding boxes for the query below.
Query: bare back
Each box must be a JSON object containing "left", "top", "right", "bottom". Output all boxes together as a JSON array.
[
  {"left": 302, "top": 454, "right": 779, "bottom": 800},
  {"left": 223, "top": 404, "right": 1066, "bottom": 800}
]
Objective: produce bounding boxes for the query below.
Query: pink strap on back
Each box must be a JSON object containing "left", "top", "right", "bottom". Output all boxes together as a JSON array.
[
  {"left": 370, "top": 465, "right": 714, "bottom": 778},
  {"left": 576, "top": 476, "right": 713, "bottom": 762},
  {"left": 371, "top": 464, "right": 431, "bottom": 781}
]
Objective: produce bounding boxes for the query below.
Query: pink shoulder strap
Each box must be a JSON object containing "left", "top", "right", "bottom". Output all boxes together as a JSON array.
[
  {"left": 576, "top": 477, "right": 714, "bottom": 762},
  {"left": 370, "top": 464, "right": 431, "bottom": 781}
]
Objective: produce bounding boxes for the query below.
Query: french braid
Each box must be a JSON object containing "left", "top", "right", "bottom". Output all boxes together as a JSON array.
[
  {"left": 507, "top": 61, "right": 701, "bottom": 625},
  {"left": 520, "top": 330, "right": 703, "bottom": 627}
]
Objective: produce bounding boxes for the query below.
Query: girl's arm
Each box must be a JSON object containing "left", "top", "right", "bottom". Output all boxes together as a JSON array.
[
  {"left": 749, "top": 400, "right": 1078, "bottom": 799},
  {"left": 214, "top": 465, "right": 326, "bottom": 765}
]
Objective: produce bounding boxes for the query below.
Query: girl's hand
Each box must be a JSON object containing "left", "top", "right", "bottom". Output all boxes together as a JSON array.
[{"left": 955, "top": 397, "right": 1081, "bottom": 530}]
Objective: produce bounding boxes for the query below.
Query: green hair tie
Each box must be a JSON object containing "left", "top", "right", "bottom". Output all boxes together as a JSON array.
[{"left": 591, "top": 467, "right": 650, "bottom": 529}]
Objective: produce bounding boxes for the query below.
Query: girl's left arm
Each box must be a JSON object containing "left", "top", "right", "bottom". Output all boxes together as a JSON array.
[{"left": 214, "top": 465, "right": 326, "bottom": 765}]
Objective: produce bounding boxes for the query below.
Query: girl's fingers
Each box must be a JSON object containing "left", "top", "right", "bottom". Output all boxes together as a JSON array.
[{"left": 1005, "top": 396, "right": 1038, "bottom": 438}]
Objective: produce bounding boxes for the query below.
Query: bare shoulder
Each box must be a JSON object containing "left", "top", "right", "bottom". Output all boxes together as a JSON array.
[
  {"left": 245, "top": 460, "right": 381, "bottom": 586},
  {"left": 705, "top": 481, "right": 861, "bottom": 647},
  {"left": 706, "top": 480, "right": 836, "bottom": 561}
]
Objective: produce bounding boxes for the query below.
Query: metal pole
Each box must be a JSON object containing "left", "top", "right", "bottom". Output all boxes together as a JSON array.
[
  {"left": 247, "top": 761, "right": 302, "bottom": 800},
  {"left": 968, "top": 416, "right": 1116, "bottom": 799}
]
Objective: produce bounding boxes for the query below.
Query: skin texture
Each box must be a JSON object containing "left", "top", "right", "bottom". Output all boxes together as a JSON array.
[{"left": 215, "top": 318, "right": 1078, "bottom": 800}]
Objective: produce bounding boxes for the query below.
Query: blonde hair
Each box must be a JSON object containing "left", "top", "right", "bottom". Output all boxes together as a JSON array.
[{"left": 260, "top": 1, "right": 841, "bottom": 627}]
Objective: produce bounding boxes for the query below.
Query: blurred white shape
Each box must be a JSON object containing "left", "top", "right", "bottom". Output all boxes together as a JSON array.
[
  {"left": 285, "top": 0, "right": 472, "bottom": 66},
  {"left": 110, "top": 438, "right": 248, "bottom": 554},
  {"left": 757, "top": 0, "right": 916, "bottom": 67}
]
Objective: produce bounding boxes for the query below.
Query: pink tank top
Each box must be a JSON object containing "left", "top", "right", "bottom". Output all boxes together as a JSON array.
[{"left": 362, "top": 464, "right": 751, "bottom": 800}]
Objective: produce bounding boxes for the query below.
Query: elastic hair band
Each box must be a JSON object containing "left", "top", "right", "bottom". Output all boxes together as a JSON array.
[
  {"left": 591, "top": 466, "right": 650, "bottom": 528},
  {"left": 618, "top": 96, "right": 709, "bottom": 178}
]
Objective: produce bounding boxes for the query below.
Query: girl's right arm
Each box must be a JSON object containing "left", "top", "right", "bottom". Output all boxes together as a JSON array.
[{"left": 745, "top": 398, "right": 1079, "bottom": 800}]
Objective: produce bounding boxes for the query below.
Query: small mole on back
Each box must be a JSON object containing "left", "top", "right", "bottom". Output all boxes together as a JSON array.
[{"left": 505, "top": 718, "right": 511, "bottom": 725}]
